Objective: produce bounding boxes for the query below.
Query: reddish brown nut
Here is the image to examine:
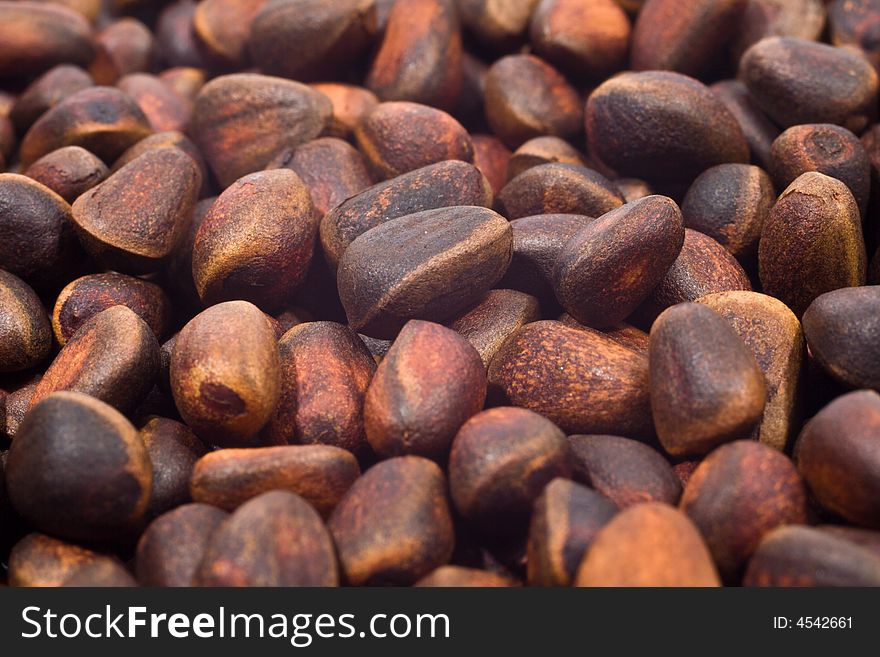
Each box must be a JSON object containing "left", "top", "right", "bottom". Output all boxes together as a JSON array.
[
  {"left": 554, "top": 195, "right": 684, "bottom": 327},
  {"left": 650, "top": 303, "right": 766, "bottom": 457},
  {"left": 136, "top": 503, "right": 228, "bottom": 587},
  {"left": 527, "top": 478, "right": 618, "bottom": 587},
  {"left": 796, "top": 390, "right": 880, "bottom": 529},
  {"left": 710, "top": 79, "right": 780, "bottom": 170},
  {"left": 192, "top": 169, "right": 318, "bottom": 311},
  {"left": 0, "top": 3, "right": 94, "bottom": 78},
  {"left": 24, "top": 146, "right": 108, "bottom": 203},
  {"left": 681, "top": 440, "right": 807, "bottom": 581},
  {"left": 193, "top": 0, "right": 268, "bottom": 68},
  {"left": 196, "top": 491, "right": 339, "bottom": 587},
  {"left": 682, "top": 164, "right": 774, "bottom": 261},
  {"left": 366, "top": 0, "right": 462, "bottom": 110},
  {"left": 117, "top": 73, "right": 192, "bottom": 134},
  {"left": 320, "top": 160, "right": 493, "bottom": 270},
  {"left": 89, "top": 18, "right": 154, "bottom": 85},
  {"left": 697, "top": 291, "right": 805, "bottom": 451},
  {"left": 496, "top": 163, "right": 622, "bottom": 219},
  {"left": 575, "top": 502, "right": 720, "bottom": 586},
  {"left": 310, "top": 83, "right": 379, "bottom": 139},
  {"left": 732, "top": 0, "right": 826, "bottom": 62},
  {"left": 140, "top": 417, "right": 206, "bottom": 518},
  {"left": 415, "top": 566, "right": 518, "bottom": 587},
  {"left": 458, "top": 0, "right": 539, "bottom": 49},
  {"left": 740, "top": 37, "right": 879, "bottom": 132},
  {"left": 189, "top": 74, "right": 331, "bottom": 188},
  {"left": 471, "top": 134, "right": 512, "bottom": 197},
  {"left": 10, "top": 64, "right": 94, "bottom": 132},
  {"left": 829, "top": 0, "right": 880, "bottom": 70},
  {"left": 171, "top": 301, "right": 281, "bottom": 447},
  {"left": 190, "top": 445, "right": 360, "bottom": 516},
  {"left": 60, "top": 560, "right": 137, "bottom": 587},
  {"left": 8, "top": 533, "right": 125, "bottom": 587},
  {"left": 71, "top": 149, "right": 201, "bottom": 274},
  {"left": 0, "top": 270, "right": 52, "bottom": 374},
  {"left": 337, "top": 206, "right": 512, "bottom": 339},
  {"left": 6, "top": 391, "right": 152, "bottom": 542},
  {"left": 355, "top": 101, "right": 473, "bottom": 180},
  {"left": 559, "top": 317, "right": 652, "bottom": 354},
  {"left": 52, "top": 272, "right": 172, "bottom": 346},
  {"left": 365, "top": 320, "right": 486, "bottom": 460},
  {"left": 614, "top": 178, "right": 653, "bottom": 203},
  {"left": 110, "top": 131, "right": 209, "bottom": 200},
  {"left": 506, "top": 136, "right": 585, "bottom": 182},
  {"left": 744, "top": 525, "right": 880, "bottom": 586},
  {"left": 484, "top": 54, "right": 582, "bottom": 148},
  {"left": 30, "top": 306, "right": 159, "bottom": 413},
  {"left": 164, "top": 195, "right": 215, "bottom": 310},
  {"left": 759, "top": 172, "right": 866, "bottom": 317},
  {"left": 586, "top": 71, "right": 748, "bottom": 182},
  {"left": 569, "top": 434, "right": 682, "bottom": 508},
  {"left": 489, "top": 320, "right": 652, "bottom": 437},
  {"left": 1, "top": 378, "right": 39, "bottom": 440},
  {"left": 673, "top": 460, "right": 700, "bottom": 488},
  {"left": 329, "top": 456, "right": 454, "bottom": 585},
  {"left": 155, "top": 1, "right": 205, "bottom": 69},
  {"left": 159, "top": 67, "right": 205, "bottom": 102}
]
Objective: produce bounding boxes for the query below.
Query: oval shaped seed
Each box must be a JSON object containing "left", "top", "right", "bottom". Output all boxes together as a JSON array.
[
  {"left": 111, "top": 130, "right": 206, "bottom": 177},
  {"left": 574, "top": 502, "right": 720, "bottom": 586},
  {"left": 156, "top": 1, "right": 205, "bottom": 70},
  {"left": 740, "top": 36, "right": 878, "bottom": 131},
  {"left": 24, "top": 146, "right": 108, "bottom": 203},
  {"left": 196, "top": 491, "right": 339, "bottom": 587},
  {"left": 649, "top": 303, "right": 766, "bottom": 457},
  {"left": 190, "top": 445, "right": 360, "bottom": 516},
  {"left": 710, "top": 79, "right": 780, "bottom": 169},
  {"left": 10, "top": 64, "right": 94, "bottom": 132},
  {"left": 553, "top": 195, "right": 684, "bottom": 327},
  {"left": 759, "top": 172, "right": 866, "bottom": 317},
  {"left": 329, "top": 456, "right": 454, "bottom": 585},
  {"left": 526, "top": 478, "right": 618, "bottom": 587},
  {"left": 337, "top": 206, "right": 512, "bottom": 339},
  {"left": 829, "top": 0, "right": 880, "bottom": 69},
  {"left": 310, "top": 83, "right": 378, "bottom": 140},
  {"left": 0, "top": 3, "right": 94, "bottom": 78},
  {"left": 117, "top": 73, "right": 192, "bottom": 134},
  {"left": 586, "top": 71, "right": 748, "bottom": 181},
  {"left": 415, "top": 566, "right": 518, "bottom": 587},
  {"left": 90, "top": 18, "right": 154, "bottom": 85},
  {"left": 192, "top": 0, "right": 267, "bottom": 68},
  {"left": 506, "top": 136, "right": 585, "bottom": 182},
  {"left": 472, "top": 134, "right": 513, "bottom": 197},
  {"left": 0, "top": 270, "right": 52, "bottom": 373},
  {"left": 733, "top": 0, "right": 826, "bottom": 61},
  {"left": 558, "top": 317, "right": 652, "bottom": 354},
  {"left": 140, "top": 417, "right": 206, "bottom": 518},
  {"left": 8, "top": 533, "right": 124, "bottom": 588},
  {"left": 458, "top": 0, "right": 538, "bottom": 49},
  {"left": 6, "top": 391, "right": 151, "bottom": 542}
]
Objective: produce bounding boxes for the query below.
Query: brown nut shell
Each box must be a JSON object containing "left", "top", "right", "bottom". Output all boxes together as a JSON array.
[
  {"left": 140, "top": 417, "right": 206, "bottom": 518},
  {"left": 117, "top": 73, "right": 192, "bottom": 134},
  {"left": 0, "top": 3, "right": 95, "bottom": 78},
  {"left": 8, "top": 533, "right": 124, "bottom": 587},
  {"left": 458, "top": 0, "right": 539, "bottom": 49},
  {"left": 506, "top": 136, "right": 585, "bottom": 182},
  {"left": 10, "top": 64, "right": 94, "bottom": 132},
  {"left": 89, "top": 18, "right": 154, "bottom": 85},
  {"left": 0, "top": 270, "right": 52, "bottom": 373},
  {"left": 710, "top": 79, "right": 780, "bottom": 170},
  {"left": 309, "top": 83, "right": 379, "bottom": 139},
  {"left": 24, "top": 146, "right": 109, "bottom": 203},
  {"left": 471, "top": 134, "right": 512, "bottom": 197},
  {"left": 192, "top": 0, "right": 267, "bottom": 68}
]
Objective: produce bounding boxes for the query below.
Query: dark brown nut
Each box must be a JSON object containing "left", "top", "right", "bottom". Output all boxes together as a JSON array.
[
  {"left": 569, "top": 434, "right": 682, "bottom": 508},
  {"left": 190, "top": 74, "right": 332, "bottom": 188},
  {"left": 6, "top": 391, "right": 152, "bottom": 542},
  {"left": 574, "top": 502, "right": 720, "bottom": 586},
  {"left": 554, "top": 195, "right": 684, "bottom": 327},
  {"left": 71, "top": 149, "right": 201, "bottom": 274},
  {"left": 159, "top": 67, "right": 206, "bottom": 102},
  {"left": 32, "top": 306, "right": 159, "bottom": 413},
  {"left": 771, "top": 124, "right": 870, "bottom": 221},
  {"left": 818, "top": 525, "right": 880, "bottom": 556},
  {"left": 458, "top": 0, "right": 538, "bottom": 49},
  {"left": 355, "top": 101, "right": 473, "bottom": 180},
  {"left": 710, "top": 79, "right": 780, "bottom": 170},
  {"left": 415, "top": 565, "right": 518, "bottom": 587},
  {"left": 673, "top": 460, "right": 700, "bottom": 488},
  {"left": 190, "top": 445, "right": 360, "bottom": 516},
  {"left": 614, "top": 178, "right": 653, "bottom": 203},
  {"left": 650, "top": 303, "right": 766, "bottom": 457},
  {"left": 497, "top": 163, "right": 623, "bottom": 220},
  {"left": 263, "top": 322, "right": 375, "bottom": 451},
  {"left": 110, "top": 131, "right": 209, "bottom": 198},
  {"left": 193, "top": 0, "right": 268, "bottom": 68},
  {"left": 52, "top": 272, "right": 172, "bottom": 346},
  {"left": 249, "top": 0, "right": 377, "bottom": 81},
  {"left": 165, "top": 196, "right": 215, "bottom": 309},
  {"left": 8, "top": 533, "right": 124, "bottom": 587},
  {"left": 526, "top": 478, "right": 618, "bottom": 587},
  {"left": 337, "top": 206, "right": 512, "bottom": 339},
  {"left": 359, "top": 334, "right": 392, "bottom": 362},
  {"left": 732, "top": 0, "right": 827, "bottom": 62},
  {"left": 310, "top": 83, "right": 379, "bottom": 139},
  {"left": 365, "top": 320, "right": 486, "bottom": 460},
  {"left": 60, "top": 560, "right": 137, "bottom": 587},
  {"left": 140, "top": 417, "right": 206, "bottom": 518},
  {"left": 740, "top": 37, "right": 879, "bottom": 132},
  {"left": 329, "top": 456, "right": 454, "bottom": 585},
  {"left": 697, "top": 291, "right": 805, "bottom": 451},
  {"left": 320, "top": 160, "right": 492, "bottom": 271},
  {"left": 505, "top": 136, "right": 585, "bottom": 182},
  {"left": 19, "top": 87, "right": 153, "bottom": 170},
  {"left": 0, "top": 2, "right": 94, "bottom": 78},
  {"left": 89, "top": 19, "right": 154, "bottom": 86},
  {"left": 117, "top": 73, "right": 192, "bottom": 134},
  {"left": 556, "top": 317, "right": 652, "bottom": 354},
  {"left": 156, "top": 1, "right": 205, "bottom": 69},
  {"left": 829, "top": 0, "right": 880, "bottom": 70},
  {"left": 136, "top": 503, "right": 228, "bottom": 587},
  {"left": 449, "top": 406, "right": 571, "bottom": 531},
  {"left": 759, "top": 172, "right": 866, "bottom": 317},
  {"left": 267, "top": 137, "right": 373, "bottom": 217},
  {"left": 499, "top": 213, "right": 595, "bottom": 298},
  {"left": 0, "top": 175, "right": 83, "bottom": 290},
  {"left": 10, "top": 65, "right": 94, "bottom": 132},
  {"left": 796, "top": 390, "right": 880, "bottom": 529},
  {"left": 192, "top": 169, "right": 318, "bottom": 310},
  {"left": 1, "top": 379, "right": 39, "bottom": 440},
  {"left": 447, "top": 289, "right": 541, "bottom": 367},
  {"left": 170, "top": 301, "right": 281, "bottom": 447},
  {"left": 484, "top": 54, "right": 582, "bottom": 149},
  {"left": 366, "top": 0, "right": 462, "bottom": 110},
  {"left": 586, "top": 72, "right": 749, "bottom": 182},
  {"left": 682, "top": 164, "right": 774, "bottom": 261},
  {"left": 472, "top": 134, "right": 512, "bottom": 196},
  {"left": 744, "top": 525, "right": 880, "bottom": 586},
  {"left": 489, "top": 320, "right": 652, "bottom": 436},
  {"left": 681, "top": 440, "right": 807, "bottom": 581},
  {"left": 0, "top": 270, "right": 52, "bottom": 373},
  {"left": 530, "top": 0, "right": 630, "bottom": 79},
  {"left": 196, "top": 490, "right": 339, "bottom": 587},
  {"left": 24, "top": 146, "right": 108, "bottom": 203}
]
